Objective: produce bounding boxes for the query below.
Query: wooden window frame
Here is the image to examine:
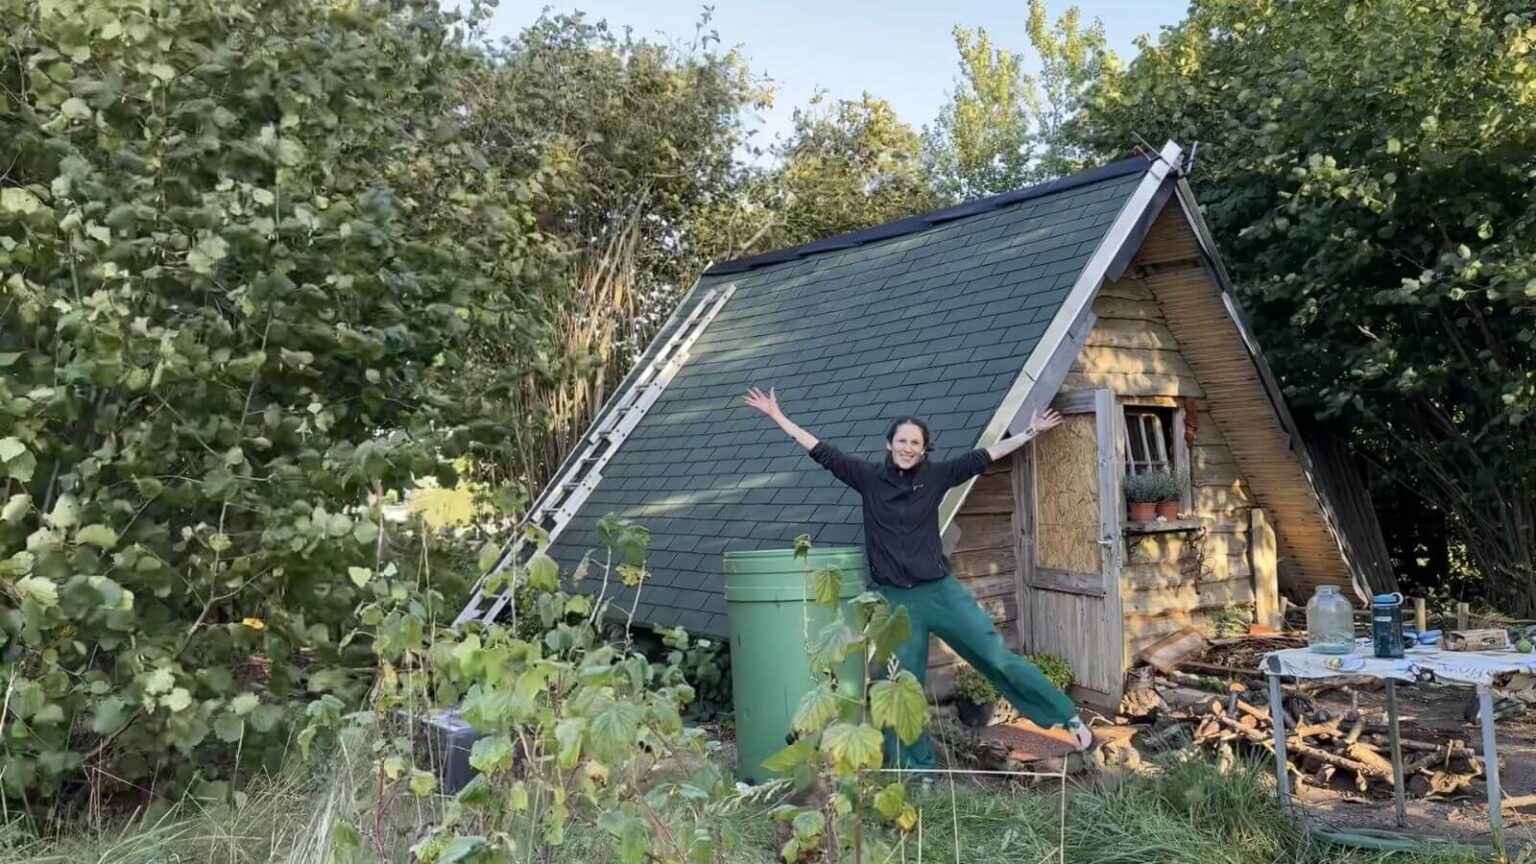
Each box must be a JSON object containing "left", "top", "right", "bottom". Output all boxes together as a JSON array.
[{"left": 1120, "top": 397, "right": 1192, "bottom": 514}]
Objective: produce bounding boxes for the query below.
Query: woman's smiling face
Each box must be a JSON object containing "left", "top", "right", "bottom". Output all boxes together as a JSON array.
[{"left": 886, "top": 422, "right": 927, "bottom": 470}]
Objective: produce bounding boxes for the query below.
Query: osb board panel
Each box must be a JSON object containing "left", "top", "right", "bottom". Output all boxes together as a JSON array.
[
  {"left": 1034, "top": 413, "right": 1100, "bottom": 574},
  {"left": 1028, "top": 588, "right": 1116, "bottom": 697}
]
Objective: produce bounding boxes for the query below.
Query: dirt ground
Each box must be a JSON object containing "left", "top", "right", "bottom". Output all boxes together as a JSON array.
[{"left": 1283, "top": 682, "right": 1536, "bottom": 852}]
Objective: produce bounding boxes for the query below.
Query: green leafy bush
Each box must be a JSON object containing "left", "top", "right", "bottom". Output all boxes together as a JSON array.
[
  {"left": 954, "top": 665, "right": 999, "bottom": 706},
  {"left": 300, "top": 515, "right": 750, "bottom": 864},
  {"left": 1028, "top": 653, "right": 1074, "bottom": 692},
  {"left": 0, "top": 0, "right": 547, "bottom": 806}
]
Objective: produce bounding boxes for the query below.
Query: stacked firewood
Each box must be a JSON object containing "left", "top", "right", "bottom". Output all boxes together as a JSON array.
[{"left": 1190, "top": 691, "right": 1487, "bottom": 799}]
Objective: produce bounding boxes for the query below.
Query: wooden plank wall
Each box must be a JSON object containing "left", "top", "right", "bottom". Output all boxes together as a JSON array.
[
  {"left": 1136, "top": 207, "right": 1357, "bottom": 598},
  {"left": 927, "top": 460, "right": 1020, "bottom": 699},
  {"left": 1061, "top": 272, "right": 1259, "bottom": 663}
]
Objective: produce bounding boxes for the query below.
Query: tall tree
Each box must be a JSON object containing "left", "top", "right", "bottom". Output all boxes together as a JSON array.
[
  {"left": 1072, "top": 0, "right": 1536, "bottom": 612},
  {"left": 922, "top": 26, "right": 1036, "bottom": 202},
  {"left": 923, "top": 1, "right": 1119, "bottom": 201},
  {"left": 706, "top": 92, "right": 940, "bottom": 255}
]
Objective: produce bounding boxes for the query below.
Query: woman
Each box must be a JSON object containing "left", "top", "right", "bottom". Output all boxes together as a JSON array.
[{"left": 744, "top": 387, "right": 1092, "bottom": 767}]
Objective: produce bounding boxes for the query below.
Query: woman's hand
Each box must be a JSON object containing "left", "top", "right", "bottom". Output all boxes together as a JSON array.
[
  {"left": 1029, "top": 408, "right": 1063, "bottom": 437},
  {"left": 744, "top": 387, "right": 783, "bottom": 421}
]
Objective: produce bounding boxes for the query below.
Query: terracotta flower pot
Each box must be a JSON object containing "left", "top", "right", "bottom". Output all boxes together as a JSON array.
[
  {"left": 1155, "top": 500, "right": 1180, "bottom": 520},
  {"left": 1128, "top": 502, "right": 1157, "bottom": 522}
]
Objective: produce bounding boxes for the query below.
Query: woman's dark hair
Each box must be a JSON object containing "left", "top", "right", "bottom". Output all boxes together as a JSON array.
[{"left": 885, "top": 416, "right": 934, "bottom": 453}]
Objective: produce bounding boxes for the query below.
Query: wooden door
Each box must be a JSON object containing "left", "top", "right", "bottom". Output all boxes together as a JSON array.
[{"left": 1013, "top": 388, "right": 1125, "bottom": 703}]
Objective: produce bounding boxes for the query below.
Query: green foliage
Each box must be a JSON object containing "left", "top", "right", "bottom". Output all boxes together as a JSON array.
[
  {"left": 1028, "top": 652, "right": 1074, "bottom": 692},
  {"left": 923, "top": 1, "right": 1121, "bottom": 200},
  {"left": 760, "top": 539, "right": 926, "bottom": 862},
  {"left": 0, "top": 0, "right": 541, "bottom": 805},
  {"left": 953, "top": 665, "right": 999, "bottom": 706},
  {"left": 657, "top": 625, "right": 732, "bottom": 721},
  {"left": 300, "top": 520, "right": 753, "bottom": 864},
  {"left": 1072, "top": 0, "right": 1536, "bottom": 613},
  {"left": 1124, "top": 470, "right": 1180, "bottom": 503},
  {"left": 705, "top": 93, "right": 942, "bottom": 258}
]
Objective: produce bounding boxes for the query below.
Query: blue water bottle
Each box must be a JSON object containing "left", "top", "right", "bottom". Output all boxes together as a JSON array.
[{"left": 1372, "top": 593, "right": 1405, "bottom": 658}]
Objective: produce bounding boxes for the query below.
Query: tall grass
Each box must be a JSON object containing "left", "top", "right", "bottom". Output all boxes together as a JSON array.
[{"left": 2, "top": 751, "right": 1515, "bottom": 863}]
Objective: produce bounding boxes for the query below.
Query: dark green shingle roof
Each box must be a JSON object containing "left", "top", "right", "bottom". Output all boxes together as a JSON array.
[{"left": 545, "top": 160, "right": 1150, "bottom": 635}]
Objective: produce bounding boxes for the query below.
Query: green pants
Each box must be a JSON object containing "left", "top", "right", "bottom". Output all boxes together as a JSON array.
[{"left": 876, "top": 576, "right": 1078, "bottom": 770}]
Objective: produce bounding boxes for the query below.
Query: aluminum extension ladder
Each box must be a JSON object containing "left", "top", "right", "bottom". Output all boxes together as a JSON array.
[{"left": 452, "top": 284, "right": 736, "bottom": 627}]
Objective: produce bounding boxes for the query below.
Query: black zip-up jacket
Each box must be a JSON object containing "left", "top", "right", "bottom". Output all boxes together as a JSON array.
[{"left": 808, "top": 441, "right": 994, "bottom": 588}]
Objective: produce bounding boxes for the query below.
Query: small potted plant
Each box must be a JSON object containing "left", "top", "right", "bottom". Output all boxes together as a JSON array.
[
  {"left": 954, "top": 666, "right": 999, "bottom": 728},
  {"left": 1123, "top": 472, "right": 1160, "bottom": 521},
  {"left": 1147, "top": 470, "right": 1182, "bottom": 520}
]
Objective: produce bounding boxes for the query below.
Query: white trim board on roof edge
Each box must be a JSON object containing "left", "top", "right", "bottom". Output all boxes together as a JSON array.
[{"left": 938, "top": 140, "right": 1184, "bottom": 542}]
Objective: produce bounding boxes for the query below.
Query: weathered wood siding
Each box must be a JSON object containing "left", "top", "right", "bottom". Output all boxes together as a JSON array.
[
  {"left": 1136, "top": 206, "right": 1357, "bottom": 598},
  {"left": 1060, "top": 251, "right": 1260, "bottom": 665}
]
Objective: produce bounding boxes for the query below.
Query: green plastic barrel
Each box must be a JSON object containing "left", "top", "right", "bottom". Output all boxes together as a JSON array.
[{"left": 724, "top": 547, "right": 868, "bottom": 784}]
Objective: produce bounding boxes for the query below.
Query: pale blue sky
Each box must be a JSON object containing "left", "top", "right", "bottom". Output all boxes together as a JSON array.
[{"left": 482, "top": 1, "right": 1188, "bottom": 149}]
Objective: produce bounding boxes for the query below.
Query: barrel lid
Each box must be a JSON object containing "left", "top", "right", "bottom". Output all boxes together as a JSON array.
[{"left": 1371, "top": 592, "right": 1403, "bottom": 605}]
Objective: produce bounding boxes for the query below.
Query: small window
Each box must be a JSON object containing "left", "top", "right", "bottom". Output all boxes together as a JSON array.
[{"left": 1125, "top": 407, "right": 1176, "bottom": 476}]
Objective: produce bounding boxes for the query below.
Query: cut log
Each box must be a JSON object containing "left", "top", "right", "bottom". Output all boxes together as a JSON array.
[{"left": 1139, "top": 627, "right": 1210, "bottom": 674}]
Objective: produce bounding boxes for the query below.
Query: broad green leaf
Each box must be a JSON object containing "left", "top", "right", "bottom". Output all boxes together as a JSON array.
[
  {"left": 438, "top": 836, "right": 490, "bottom": 863},
  {"left": 873, "top": 782, "right": 906, "bottom": 820},
  {"left": 2, "top": 494, "right": 31, "bottom": 523},
  {"left": 870, "top": 671, "right": 928, "bottom": 744},
  {"left": 92, "top": 697, "right": 131, "bottom": 735},
  {"left": 230, "top": 693, "right": 260, "bottom": 716},
  {"left": 0, "top": 188, "right": 41, "bottom": 214},
  {"left": 819, "top": 722, "right": 882, "bottom": 774},
  {"left": 162, "top": 687, "right": 193, "bottom": 713},
  {"left": 526, "top": 554, "right": 559, "bottom": 592},
  {"left": 812, "top": 565, "right": 842, "bottom": 606},
  {"left": 791, "top": 682, "right": 841, "bottom": 735},
  {"left": 0, "top": 437, "right": 25, "bottom": 463},
  {"left": 142, "top": 667, "right": 175, "bottom": 696},
  {"left": 476, "top": 541, "right": 501, "bottom": 574},
  {"left": 347, "top": 566, "right": 372, "bottom": 588},
  {"left": 16, "top": 576, "right": 57, "bottom": 607},
  {"left": 76, "top": 523, "right": 118, "bottom": 549},
  {"left": 587, "top": 699, "right": 642, "bottom": 760},
  {"left": 761, "top": 739, "right": 818, "bottom": 774},
  {"left": 408, "top": 769, "right": 437, "bottom": 798},
  {"left": 382, "top": 755, "right": 405, "bottom": 781},
  {"left": 250, "top": 704, "right": 284, "bottom": 733},
  {"left": 47, "top": 495, "right": 79, "bottom": 529},
  {"left": 60, "top": 97, "right": 91, "bottom": 120},
  {"left": 555, "top": 718, "right": 585, "bottom": 770},
  {"left": 809, "top": 621, "right": 863, "bottom": 672},
  {"left": 866, "top": 602, "right": 912, "bottom": 665},
  {"left": 213, "top": 713, "right": 244, "bottom": 743},
  {"left": 467, "top": 736, "right": 515, "bottom": 774},
  {"left": 791, "top": 809, "right": 825, "bottom": 842}
]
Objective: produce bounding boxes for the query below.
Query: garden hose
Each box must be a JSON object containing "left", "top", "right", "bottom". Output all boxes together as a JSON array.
[{"left": 1309, "top": 824, "right": 1491, "bottom": 855}]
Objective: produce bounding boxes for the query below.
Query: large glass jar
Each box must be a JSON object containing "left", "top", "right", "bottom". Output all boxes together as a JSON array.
[{"left": 1306, "top": 585, "right": 1355, "bottom": 654}]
